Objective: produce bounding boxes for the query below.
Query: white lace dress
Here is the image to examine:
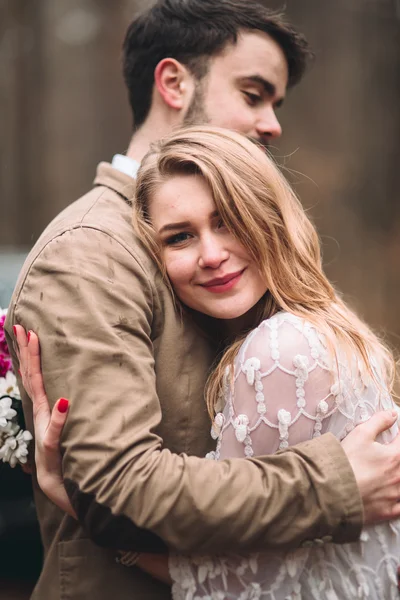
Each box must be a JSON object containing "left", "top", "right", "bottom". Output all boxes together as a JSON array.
[{"left": 169, "top": 311, "right": 400, "bottom": 599}]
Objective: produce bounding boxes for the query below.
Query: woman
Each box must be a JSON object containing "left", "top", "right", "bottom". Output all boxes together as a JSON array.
[{"left": 18, "top": 127, "right": 399, "bottom": 598}]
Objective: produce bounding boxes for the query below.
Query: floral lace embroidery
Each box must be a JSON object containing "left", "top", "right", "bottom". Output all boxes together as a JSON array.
[{"left": 170, "top": 312, "right": 400, "bottom": 600}]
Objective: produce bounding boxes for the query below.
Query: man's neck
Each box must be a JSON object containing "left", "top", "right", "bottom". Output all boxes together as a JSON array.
[
  {"left": 125, "top": 128, "right": 153, "bottom": 164},
  {"left": 126, "top": 114, "right": 181, "bottom": 164}
]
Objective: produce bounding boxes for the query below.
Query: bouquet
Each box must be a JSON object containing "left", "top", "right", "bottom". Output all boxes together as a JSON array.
[{"left": 0, "top": 308, "right": 32, "bottom": 467}]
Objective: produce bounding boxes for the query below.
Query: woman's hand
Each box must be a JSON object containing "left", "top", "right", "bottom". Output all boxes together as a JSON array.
[{"left": 13, "top": 325, "right": 77, "bottom": 519}]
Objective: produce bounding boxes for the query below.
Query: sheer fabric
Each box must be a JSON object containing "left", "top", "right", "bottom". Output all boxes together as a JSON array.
[{"left": 169, "top": 312, "right": 400, "bottom": 599}]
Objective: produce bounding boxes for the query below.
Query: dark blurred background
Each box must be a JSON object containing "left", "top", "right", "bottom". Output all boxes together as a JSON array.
[
  {"left": 0, "top": 0, "right": 399, "bottom": 596},
  {"left": 2, "top": 0, "right": 399, "bottom": 343}
]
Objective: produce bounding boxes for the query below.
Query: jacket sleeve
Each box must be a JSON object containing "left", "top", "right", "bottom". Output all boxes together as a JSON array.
[{"left": 9, "top": 227, "right": 363, "bottom": 554}]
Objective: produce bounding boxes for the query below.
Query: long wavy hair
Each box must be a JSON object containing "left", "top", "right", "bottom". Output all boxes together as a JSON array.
[{"left": 132, "top": 126, "right": 396, "bottom": 417}]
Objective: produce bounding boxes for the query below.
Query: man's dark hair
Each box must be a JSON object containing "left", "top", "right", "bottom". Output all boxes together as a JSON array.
[{"left": 123, "top": 0, "right": 312, "bottom": 130}]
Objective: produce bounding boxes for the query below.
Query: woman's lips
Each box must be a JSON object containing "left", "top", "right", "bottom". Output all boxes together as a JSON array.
[{"left": 200, "top": 269, "right": 245, "bottom": 294}]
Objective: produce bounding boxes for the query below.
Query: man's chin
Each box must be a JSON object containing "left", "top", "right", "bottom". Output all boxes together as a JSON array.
[{"left": 247, "top": 135, "right": 270, "bottom": 152}]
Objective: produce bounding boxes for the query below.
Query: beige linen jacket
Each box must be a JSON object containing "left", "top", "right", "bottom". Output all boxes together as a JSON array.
[{"left": 5, "top": 164, "right": 363, "bottom": 600}]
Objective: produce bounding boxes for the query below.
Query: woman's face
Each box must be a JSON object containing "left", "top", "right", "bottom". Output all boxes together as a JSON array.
[{"left": 148, "top": 174, "right": 267, "bottom": 320}]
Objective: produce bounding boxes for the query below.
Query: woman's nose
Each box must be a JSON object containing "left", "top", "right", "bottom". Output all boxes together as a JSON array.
[{"left": 198, "top": 237, "right": 229, "bottom": 269}]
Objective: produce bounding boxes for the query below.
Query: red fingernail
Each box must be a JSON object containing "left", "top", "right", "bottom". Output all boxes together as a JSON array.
[
  {"left": 18, "top": 369, "right": 21, "bottom": 376},
  {"left": 58, "top": 398, "right": 69, "bottom": 413},
  {"left": 27, "top": 331, "right": 31, "bottom": 342},
  {"left": 13, "top": 326, "right": 17, "bottom": 336}
]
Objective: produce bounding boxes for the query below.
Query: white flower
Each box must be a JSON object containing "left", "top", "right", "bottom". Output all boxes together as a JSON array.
[
  {"left": 234, "top": 414, "right": 249, "bottom": 443},
  {"left": 0, "top": 306, "right": 27, "bottom": 467},
  {"left": 318, "top": 399, "right": 329, "bottom": 415},
  {"left": 211, "top": 412, "right": 225, "bottom": 440},
  {"left": 311, "top": 347, "right": 319, "bottom": 359},
  {"left": 293, "top": 355, "right": 309, "bottom": 370},
  {"left": 248, "top": 583, "right": 262, "bottom": 599},
  {"left": 278, "top": 409, "right": 291, "bottom": 439},
  {"left": 278, "top": 408, "right": 291, "bottom": 426},
  {"left": 285, "top": 552, "right": 299, "bottom": 578},
  {"left": 0, "top": 428, "right": 32, "bottom": 468},
  {"left": 242, "top": 357, "right": 261, "bottom": 386},
  {"left": 194, "top": 556, "right": 228, "bottom": 582},
  {"left": 293, "top": 355, "right": 309, "bottom": 386},
  {"left": 0, "top": 371, "right": 20, "bottom": 399},
  {"left": 248, "top": 555, "right": 258, "bottom": 575},
  {"left": 0, "top": 419, "right": 20, "bottom": 438},
  {"left": 330, "top": 381, "right": 340, "bottom": 396},
  {"left": 360, "top": 531, "right": 370, "bottom": 542},
  {"left": 180, "top": 568, "right": 196, "bottom": 588},
  {"left": 0, "top": 396, "right": 17, "bottom": 428},
  {"left": 211, "top": 592, "right": 226, "bottom": 600},
  {"left": 0, "top": 435, "right": 17, "bottom": 461},
  {"left": 236, "top": 558, "right": 250, "bottom": 577}
]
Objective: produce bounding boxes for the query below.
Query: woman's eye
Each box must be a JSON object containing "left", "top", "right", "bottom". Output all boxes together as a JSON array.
[
  {"left": 243, "top": 91, "right": 261, "bottom": 106},
  {"left": 164, "top": 232, "right": 191, "bottom": 246},
  {"left": 216, "top": 219, "right": 227, "bottom": 230}
]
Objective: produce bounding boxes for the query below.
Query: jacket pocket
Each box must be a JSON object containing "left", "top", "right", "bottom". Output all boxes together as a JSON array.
[
  {"left": 59, "top": 538, "right": 119, "bottom": 600},
  {"left": 58, "top": 538, "right": 171, "bottom": 600}
]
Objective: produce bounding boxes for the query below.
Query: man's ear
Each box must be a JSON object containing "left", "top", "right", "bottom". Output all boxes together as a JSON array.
[{"left": 154, "top": 58, "right": 192, "bottom": 111}]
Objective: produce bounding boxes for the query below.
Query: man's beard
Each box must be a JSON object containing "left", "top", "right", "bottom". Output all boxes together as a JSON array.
[
  {"left": 183, "top": 80, "right": 270, "bottom": 153},
  {"left": 183, "top": 80, "right": 210, "bottom": 127},
  {"left": 248, "top": 135, "right": 270, "bottom": 152}
]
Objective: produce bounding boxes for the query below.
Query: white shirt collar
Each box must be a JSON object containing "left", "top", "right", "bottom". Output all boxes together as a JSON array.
[{"left": 111, "top": 154, "right": 140, "bottom": 179}]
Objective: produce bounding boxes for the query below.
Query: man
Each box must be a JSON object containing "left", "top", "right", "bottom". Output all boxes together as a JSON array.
[{"left": 6, "top": 1, "right": 400, "bottom": 599}]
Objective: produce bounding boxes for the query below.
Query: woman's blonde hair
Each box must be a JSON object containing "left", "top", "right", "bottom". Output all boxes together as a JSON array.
[{"left": 132, "top": 126, "right": 396, "bottom": 417}]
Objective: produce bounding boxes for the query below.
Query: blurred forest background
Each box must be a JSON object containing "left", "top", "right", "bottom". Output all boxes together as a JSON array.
[
  {"left": 1, "top": 0, "right": 399, "bottom": 352},
  {"left": 0, "top": 0, "right": 399, "bottom": 597}
]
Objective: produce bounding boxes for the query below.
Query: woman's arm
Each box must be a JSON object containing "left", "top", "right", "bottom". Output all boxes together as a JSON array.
[{"left": 125, "top": 553, "right": 171, "bottom": 585}]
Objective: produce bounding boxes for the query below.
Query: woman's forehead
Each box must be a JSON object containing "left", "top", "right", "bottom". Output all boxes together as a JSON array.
[{"left": 149, "top": 174, "right": 217, "bottom": 229}]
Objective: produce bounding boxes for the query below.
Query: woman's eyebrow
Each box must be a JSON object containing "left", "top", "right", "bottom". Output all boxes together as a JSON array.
[
  {"left": 159, "top": 221, "right": 191, "bottom": 235},
  {"left": 158, "top": 211, "right": 219, "bottom": 234}
]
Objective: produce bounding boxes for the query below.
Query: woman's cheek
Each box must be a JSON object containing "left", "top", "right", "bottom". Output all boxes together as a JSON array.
[{"left": 165, "top": 253, "right": 193, "bottom": 289}]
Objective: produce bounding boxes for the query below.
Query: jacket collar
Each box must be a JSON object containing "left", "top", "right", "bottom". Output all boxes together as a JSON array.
[{"left": 93, "top": 162, "right": 136, "bottom": 206}]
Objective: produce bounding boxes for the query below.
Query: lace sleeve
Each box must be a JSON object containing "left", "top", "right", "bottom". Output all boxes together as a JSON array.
[
  {"left": 217, "top": 313, "right": 335, "bottom": 459},
  {"left": 169, "top": 313, "right": 336, "bottom": 600}
]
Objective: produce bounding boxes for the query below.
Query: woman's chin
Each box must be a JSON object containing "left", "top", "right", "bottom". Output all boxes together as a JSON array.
[{"left": 202, "top": 308, "right": 248, "bottom": 321}]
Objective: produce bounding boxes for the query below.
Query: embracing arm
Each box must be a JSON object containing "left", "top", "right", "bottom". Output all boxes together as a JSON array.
[
  {"left": 16, "top": 316, "right": 400, "bottom": 593},
  {"left": 6, "top": 229, "right": 399, "bottom": 555}
]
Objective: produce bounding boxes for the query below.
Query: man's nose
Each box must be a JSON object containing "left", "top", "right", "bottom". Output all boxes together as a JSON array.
[
  {"left": 198, "top": 237, "right": 229, "bottom": 269},
  {"left": 256, "top": 107, "right": 282, "bottom": 140}
]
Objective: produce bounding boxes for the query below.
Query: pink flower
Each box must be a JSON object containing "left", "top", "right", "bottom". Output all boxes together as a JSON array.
[
  {"left": 0, "top": 314, "right": 10, "bottom": 357},
  {"left": 0, "top": 354, "right": 12, "bottom": 378},
  {"left": 0, "top": 313, "right": 12, "bottom": 376}
]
